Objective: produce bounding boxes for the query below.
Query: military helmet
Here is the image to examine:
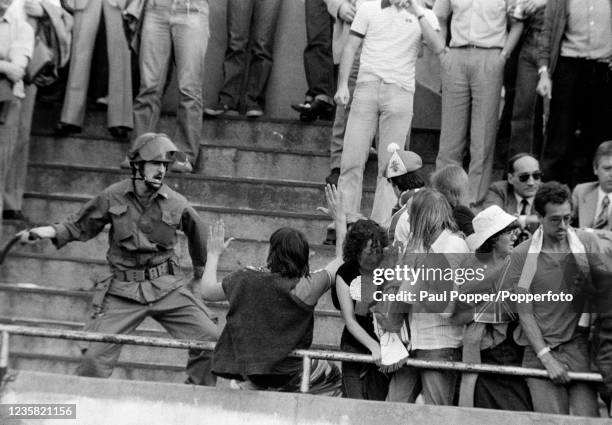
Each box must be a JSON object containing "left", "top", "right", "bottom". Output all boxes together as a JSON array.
[{"left": 128, "top": 133, "right": 187, "bottom": 163}]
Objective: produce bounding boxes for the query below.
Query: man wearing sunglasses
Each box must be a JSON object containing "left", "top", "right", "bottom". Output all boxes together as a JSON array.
[{"left": 483, "top": 153, "right": 542, "bottom": 242}]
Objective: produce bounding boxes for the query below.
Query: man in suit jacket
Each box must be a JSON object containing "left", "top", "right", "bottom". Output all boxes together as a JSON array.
[
  {"left": 483, "top": 153, "right": 542, "bottom": 235},
  {"left": 572, "top": 140, "right": 612, "bottom": 230}
]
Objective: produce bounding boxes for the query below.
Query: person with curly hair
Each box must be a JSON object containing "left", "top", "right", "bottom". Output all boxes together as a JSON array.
[{"left": 332, "top": 218, "right": 390, "bottom": 399}]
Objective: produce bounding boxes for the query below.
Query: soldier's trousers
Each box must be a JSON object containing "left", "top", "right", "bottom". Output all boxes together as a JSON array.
[{"left": 77, "top": 287, "right": 219, "bottom": 385}]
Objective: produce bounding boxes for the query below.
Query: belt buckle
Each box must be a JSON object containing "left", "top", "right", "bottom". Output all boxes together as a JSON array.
[{"left": 134, "top": 270, "right": 146, "bottom": 281}]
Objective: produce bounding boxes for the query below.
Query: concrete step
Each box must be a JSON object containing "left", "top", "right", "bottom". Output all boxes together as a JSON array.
[
  {"left": 22, "top": 193, "right": 333, "bottom": 245},
  {"left": 9, "top": 352, "right": 189, "bottom": 384},
  {"left": 25, "top": 163, "right": 375, "bottom": 215},
  {"left": 31, "top": 106, "right": 440, "bottom": 159},
  {"left": 30, "top": 135, "right": 382, "bottom": 183},
  {"left": 5, "top": 370, "right": 605, "bottom": 425},
  {"left": 0, "top": 284, "right": 343, "bottom": 347},
  {"left": 2, "top": 315, "right": 340, "bottom": 364},
  {"left": 0, "top": 254, "right": 339, "bottom": 312}
]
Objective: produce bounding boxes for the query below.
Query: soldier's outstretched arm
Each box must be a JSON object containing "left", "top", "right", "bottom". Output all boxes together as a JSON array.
[{"left": 18, "top": 194, "right": 110, "bottom": 247}]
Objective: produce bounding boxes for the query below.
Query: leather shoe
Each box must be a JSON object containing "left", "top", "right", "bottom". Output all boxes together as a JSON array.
[
  {"left": 322, "top": 228, "right": 336, "bottom": 246},
  {"left": 109, "top": 126, "right": 130, "bottom": 141},
  {"left": 325, "top": 168, "right": 340, "bottom": 187},
  {"left": 170, "top": 160, "right": 194, "bottom": 173},
  {"left": 2, "top": 210, "right": 29, "bottom": 221},
  {"left": 54, "top": 122, "right": 82, "bottom": 137},
  {"left": 296, "top": 98, "right": 335, "bottom": 122}
]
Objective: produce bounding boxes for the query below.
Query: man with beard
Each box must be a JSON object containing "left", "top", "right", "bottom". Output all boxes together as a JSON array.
[{"left": 19, "top": 133, "right": 220, "bottom": 385}]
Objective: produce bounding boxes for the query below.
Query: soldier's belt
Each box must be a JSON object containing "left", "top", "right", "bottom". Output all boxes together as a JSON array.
[{"left": 114, "top": 261, "right": 179, "bottom": 282}]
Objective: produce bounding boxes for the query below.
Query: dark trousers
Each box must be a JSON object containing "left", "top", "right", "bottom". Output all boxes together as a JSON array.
[
  {"left": 509, "top": 30, "right": 544, "bottom": 158},
  {"left": 475, "top": 334, "right": 533, "bottom": 411},
  {"left": 218, "top": 0, "right": 282, "bottom": 110},
  {"left": 542, "top": 57, "right": 612, "bottom": 186},
  {"left": 303, "top": 0, "right": 334, "bottom": 103},
  {"left": 595, "top": 314, "right": 612, "bottom": 413},
  {"left": 341, "top": 361, "right": 389, "bottom": 400}
]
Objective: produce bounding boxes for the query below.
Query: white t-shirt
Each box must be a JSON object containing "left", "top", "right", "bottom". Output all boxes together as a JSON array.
[{"left": 350, "top": 2, "right": 440, "bottom": 92}]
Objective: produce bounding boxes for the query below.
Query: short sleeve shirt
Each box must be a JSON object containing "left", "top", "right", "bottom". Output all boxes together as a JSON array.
[
  {"left": 434, "top": 0, "right": 512, "bottom": 48},
  {"left": 351, "top": 1, "right": 440, "bottom": 92}
]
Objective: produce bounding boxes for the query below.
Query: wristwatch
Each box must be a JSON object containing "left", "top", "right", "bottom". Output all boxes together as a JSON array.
[{"left": 538, "top": 65, "right": 549, "bottom": 76}]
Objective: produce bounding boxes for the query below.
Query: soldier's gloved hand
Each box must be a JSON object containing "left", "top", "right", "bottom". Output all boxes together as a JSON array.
[{"left": 17, "top": 226, "right": 56, "bottom": 244}]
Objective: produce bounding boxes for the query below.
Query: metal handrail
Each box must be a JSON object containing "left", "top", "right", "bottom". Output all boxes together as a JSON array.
[{"left": 0, "top": 324, "right": 603, "bottom": 394}]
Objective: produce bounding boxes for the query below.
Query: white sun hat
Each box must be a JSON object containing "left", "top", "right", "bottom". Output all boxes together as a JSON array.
[{"left": 466, "top": 205, "right": 518, "bottom": 251}]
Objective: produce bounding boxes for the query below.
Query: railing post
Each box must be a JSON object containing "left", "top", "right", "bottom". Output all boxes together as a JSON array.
[
  {"left": 300, "top": 355, "right": 311, "bottom": 393},
  {"left": 0, "top": 331, "right": 9, "bottom": 382}
]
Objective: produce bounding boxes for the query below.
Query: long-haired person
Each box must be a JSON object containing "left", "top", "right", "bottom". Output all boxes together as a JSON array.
[
  {"left": 430, "top": 164, "right": 474, "bottom": 236},
  {"left": 455, "top": 206, "right": 532, "bottom": 411},
  {"left": 199, "top": 186, "right": 345, "bottom": 394},
  {"left": 333, "top": 219, "right": 390, "bottom": 399},
  {"left": 385, "top": 188, "right": 468, "bottom": 405}
]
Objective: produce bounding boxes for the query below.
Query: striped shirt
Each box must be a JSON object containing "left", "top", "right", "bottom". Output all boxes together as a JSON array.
[{"left": 410, "top": 230, "right": 468, "bottom": 350}]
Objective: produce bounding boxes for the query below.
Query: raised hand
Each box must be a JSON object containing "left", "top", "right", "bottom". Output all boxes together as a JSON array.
[{"left": 207, "top": 221, "right": 234, "bottom": 258}]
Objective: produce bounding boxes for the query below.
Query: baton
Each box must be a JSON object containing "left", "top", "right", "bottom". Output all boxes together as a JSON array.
[{"left": 0, "top": 232, "right": 39, "bottom": 265}]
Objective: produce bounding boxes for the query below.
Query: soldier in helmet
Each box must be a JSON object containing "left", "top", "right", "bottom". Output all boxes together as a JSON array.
[{"left": 19, "top": 132, "right": 219, "bottom": 385}]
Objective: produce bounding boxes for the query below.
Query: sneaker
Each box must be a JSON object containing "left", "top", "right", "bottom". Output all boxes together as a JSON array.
[
  {"left": 245, "top": 108, "right": 264, "bottom": 118},
  {"left": 322, "top": 228, "right": 336, "bottom": 246},
  {"left": 109, "top": 126, "right": 130, "bottom": 141},
  {"left": 2, "top": 210, "right": 30, "bottom": 221},
  {"left": 54, "top": 122, "right": 82, "bottom": 137},
  {"left": 120, "top": 157, "right": 131, "bottom": 169},
  {"left": 204, "top": 103, "right": 238, "bottom": 117},
  {"left": 325, "top": 168, "right": 340, "bottom": 187},
  {"left": 170, "top": 160, "right": 194, "bottom": 173}
]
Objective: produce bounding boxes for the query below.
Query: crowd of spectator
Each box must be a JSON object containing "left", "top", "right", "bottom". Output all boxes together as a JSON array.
[{"left": 1, "top": 0, "right": 612, "bottom": 419}]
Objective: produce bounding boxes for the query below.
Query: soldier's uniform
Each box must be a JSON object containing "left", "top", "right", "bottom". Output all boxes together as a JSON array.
[{"left": 51, "top": 177, "right": 219, "bottom": 385}]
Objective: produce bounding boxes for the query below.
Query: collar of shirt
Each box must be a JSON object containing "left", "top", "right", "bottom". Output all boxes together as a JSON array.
[
  {"left": 596, "top": 186, "right": 612, "bottom": 217},
  {"left": 0, "top": 11, "right": 13, "bottom": 23},
  {"left": 123, "top": 182, "right": 170, "bottom": 200},
  {"left": 514, "top": 193, "right": 533, "bottom": 215}
]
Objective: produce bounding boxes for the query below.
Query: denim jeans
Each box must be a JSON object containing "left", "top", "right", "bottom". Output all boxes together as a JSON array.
[
  {"left": 330, "top": 52, "right": 360, "bottom": 171},
  {"left": 522, "top": 334, "right": 598, "bottom": 416},
  {"left": 436, "top": 48, "right": 504, "bottom": 205},
  {"left": 3, "top": 83, "right": 36, "bottom": 211},
  {"left": 133, "top": 0, "right": 210, "bottom": 162},
  {"left": 218, "top": 0, "right": 282, "bottom": 111},
  {"left": 337, "top": 80, "right": 414, "bottom": 228},
  {"left": 386, "top": 347, "right": 461, "bottom": 405},
  {"left": 509, "top": 30, "right": 544, "bottom": 157}
]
